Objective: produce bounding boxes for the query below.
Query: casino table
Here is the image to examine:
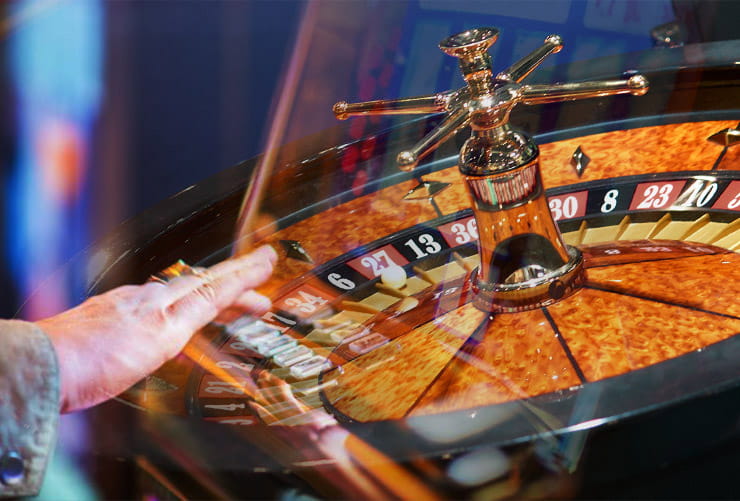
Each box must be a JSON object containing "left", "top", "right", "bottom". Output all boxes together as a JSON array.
[{"left": 78, "top": 30, "right": 740, "bottom": 499}]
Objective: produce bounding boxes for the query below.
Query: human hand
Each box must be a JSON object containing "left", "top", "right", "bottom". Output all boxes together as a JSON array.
[{"left": 38, "top": 245, "right": 277, "bottom": 413}]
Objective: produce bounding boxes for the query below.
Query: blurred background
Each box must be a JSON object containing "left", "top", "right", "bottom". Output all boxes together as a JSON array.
[{"left": 0, "top": 0, "right": 737, "bottom": 498}]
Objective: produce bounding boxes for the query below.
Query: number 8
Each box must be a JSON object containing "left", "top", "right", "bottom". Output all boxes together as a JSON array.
[{"left": 601, "top": 189, "right": 619, "bottom": 213}]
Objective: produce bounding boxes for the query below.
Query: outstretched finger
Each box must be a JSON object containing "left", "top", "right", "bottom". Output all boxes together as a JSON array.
[
  {"left": 213, "top": 290, "right": 272, "bottom": 324},
  {"left": 232, "top": 290, "right": 272, "bottom": 314}
]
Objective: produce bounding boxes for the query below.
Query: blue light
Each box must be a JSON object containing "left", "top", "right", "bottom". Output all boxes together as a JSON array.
[{"left": 6, "top": 0, "right": 103, "bottom": 315}]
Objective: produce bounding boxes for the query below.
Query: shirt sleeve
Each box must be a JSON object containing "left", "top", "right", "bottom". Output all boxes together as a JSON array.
[{"left": 0, "top": 320, "right": 59, "bottom": 497}]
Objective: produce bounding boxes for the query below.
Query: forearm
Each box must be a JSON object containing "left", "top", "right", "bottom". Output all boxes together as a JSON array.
[{"left": 0, "top": 320, "right": 59, "bottom": 497}]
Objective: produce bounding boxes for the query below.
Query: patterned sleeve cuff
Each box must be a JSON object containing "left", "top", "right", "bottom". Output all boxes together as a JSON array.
[{"left": 0, "top": 320, "right": 59, "bottom": 497}]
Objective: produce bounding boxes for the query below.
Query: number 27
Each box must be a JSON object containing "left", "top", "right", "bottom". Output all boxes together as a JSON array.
[{"left": 360, "top": 250, "right": 397, "bottom": 276}]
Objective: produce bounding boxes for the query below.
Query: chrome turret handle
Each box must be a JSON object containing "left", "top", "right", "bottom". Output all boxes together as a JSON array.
[
  {"left": 333, "top": 27, "right": 648, "bottom": 172},
  {"left": 333, "top": 28, "right": 649, "bottom": 313},
  {"left": 496, "top": 33, "right": 562, "bottom": 83},
  {"left": 520, "top": 75, "right": 648, "bottom": 104}
]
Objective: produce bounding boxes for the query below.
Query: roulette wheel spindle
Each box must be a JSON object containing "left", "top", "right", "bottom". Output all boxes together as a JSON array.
[{"left": 334, "top": 27, "right": 649, "bottom": 312}]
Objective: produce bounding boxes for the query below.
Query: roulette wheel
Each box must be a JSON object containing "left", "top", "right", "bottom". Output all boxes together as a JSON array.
[{"left": 86, "top": 26, "right": 739, "bottom": 499}]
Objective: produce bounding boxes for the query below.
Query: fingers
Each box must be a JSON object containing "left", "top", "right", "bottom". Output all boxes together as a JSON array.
[
  {"left": 233, "top": 290, "right": 272, "bottom": 314},
  {"left": 235, "top": 242, "right": 278, "bottom": 266},
  {"left": 161, "top": 245, "right": 277, "bottom": 302},
  {"left": 213, "top": 290, "right": 272, "bottom": 324},
  {"left": 165, "top": 245, "right": 276, "bottom": 332}
]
